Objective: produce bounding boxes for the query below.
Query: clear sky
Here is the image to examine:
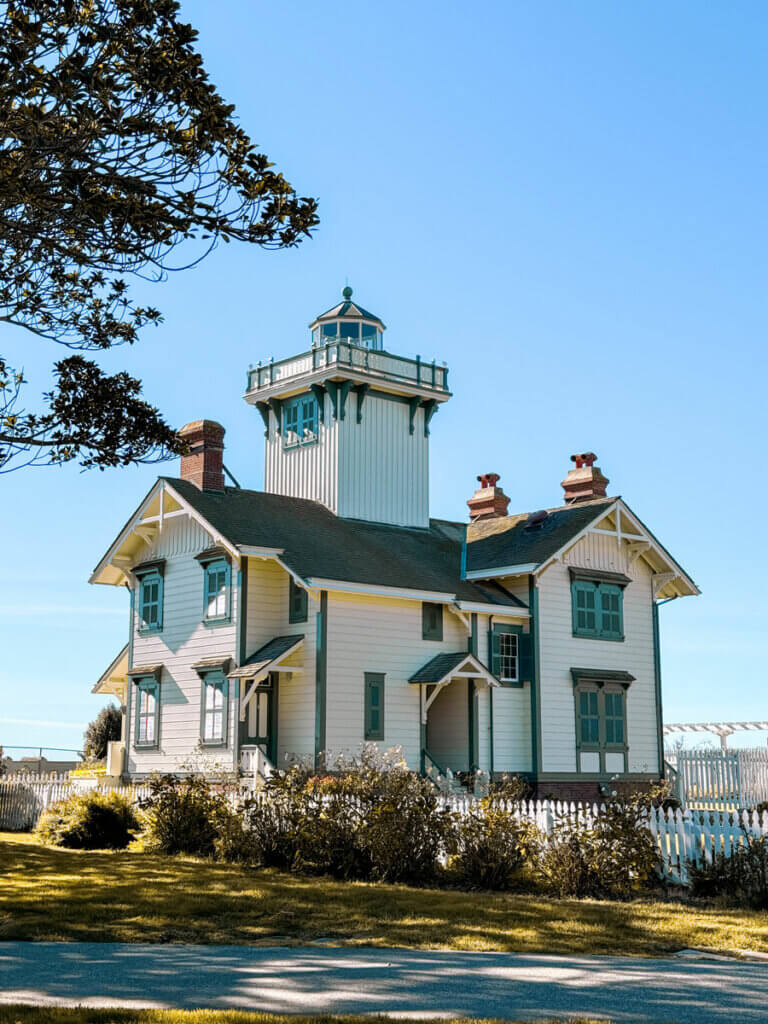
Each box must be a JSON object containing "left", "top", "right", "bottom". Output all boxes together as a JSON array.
[{"left": 1, "top": 1, "right": 766, "bottom": 758}]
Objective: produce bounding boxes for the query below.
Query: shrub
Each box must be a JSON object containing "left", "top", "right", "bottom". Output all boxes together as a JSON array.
[
  {"left": 689, "top": 834, "right": 768, "bottom": 909},
  {"left": 36, "top": 789, "right": 138, "bottom": 849},
  {"left": 139, "top": 774, "right": 237, "bottom": 857},
  {"left": 538, "top": 789, "right": 662, "bottom": 899},
  {"left": 452, "top": 798, "right": 538, "bottom": 889},
  {"left": 82, "top": 705, "right": 122, "bottom": 761}
]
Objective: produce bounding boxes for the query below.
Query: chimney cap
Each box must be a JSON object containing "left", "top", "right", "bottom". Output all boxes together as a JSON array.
[{"left": 561, "top": 451, "right": 609, "bottom": 504}]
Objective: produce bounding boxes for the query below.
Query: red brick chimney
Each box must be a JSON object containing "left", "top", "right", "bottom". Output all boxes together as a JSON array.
[
  {"left": 178, "top": 420, "right": 226, "bottom": 491},
  {"left": 561, "top": 452, "right": 609, "bottom": 504},
  {"left": 467, "top": 473, "right": 510, "bottom": 521}
]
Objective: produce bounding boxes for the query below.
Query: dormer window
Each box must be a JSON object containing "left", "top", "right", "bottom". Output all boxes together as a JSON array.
[{"left": 284, "top": 395, "right": 318, "bottom": 448}]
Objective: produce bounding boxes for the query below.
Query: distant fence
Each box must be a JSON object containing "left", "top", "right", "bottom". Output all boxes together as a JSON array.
[
  {"left": 5, "top": 776, "right": 766, "bottom": 887},
  {"left": 665, "top": 748, "right": 768, "bottom": 810}
]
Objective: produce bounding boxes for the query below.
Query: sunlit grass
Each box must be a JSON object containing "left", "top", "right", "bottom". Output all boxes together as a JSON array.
[
  {"left": 0, "top": 1011, "right": 607, "bottom": 1024},
  {"left": 1, "top": 832, "right": 767, "bottom": 956}
]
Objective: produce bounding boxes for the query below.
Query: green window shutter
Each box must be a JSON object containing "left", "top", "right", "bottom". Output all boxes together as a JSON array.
[
  {"left": 518, "top": 632, "right": 533, "bottom": 683},
  {"left": 490, "top": 628, "right": 501, "bottom": 677},
  {"left": 572, "top": 581, "right": 597, "bottom": 636},
  {"left": 364, "top": 672, "right": 385, "bottom": 740},
  {"left": 138, "top": 572, "right": 163, "bottom": 632},
  {"left": 578, "top": 689, "right": 600, "bottom": 745},
  {"left": 598, "top": 585, "right": 623, "bottom": 639},
  {"left": 289, "top": 577, "right": 308, "bottom": 623},
  {"left": 422, "top": 602, "right": 443, "bottom": 641},
  {"left": 604, "top": 690, "right": 625, "bottom": 745}
]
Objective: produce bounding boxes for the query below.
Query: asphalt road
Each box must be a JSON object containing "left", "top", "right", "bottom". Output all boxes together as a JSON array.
[{"left": 1, "top": 942, "right": 766, "bottom": 1023}]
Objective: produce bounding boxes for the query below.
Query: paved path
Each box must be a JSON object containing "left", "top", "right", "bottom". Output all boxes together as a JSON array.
[{"left": 1, "top": 942, "right": 767, "bottom": 1023}]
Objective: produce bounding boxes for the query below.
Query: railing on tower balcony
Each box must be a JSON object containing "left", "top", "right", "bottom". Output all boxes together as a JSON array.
[{"left": 246, "top": 340, "right": 449, "bottom": 395}]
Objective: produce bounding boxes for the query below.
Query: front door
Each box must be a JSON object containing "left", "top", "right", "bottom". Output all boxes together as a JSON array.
[{"left": 239, "top": 677, "right": 275, "bottom": 761}]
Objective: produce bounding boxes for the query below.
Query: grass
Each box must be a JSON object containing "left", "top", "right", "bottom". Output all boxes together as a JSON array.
[
  {"left": 0, "top": 1013, "right": 606, "bottom": 1024},
  {"left": 1, "top": 832, "right": 767, "bottom": 956}
]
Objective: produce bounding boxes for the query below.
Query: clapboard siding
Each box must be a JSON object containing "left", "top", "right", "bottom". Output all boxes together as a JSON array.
[
  {"left": 128, "top": 517, "right": 238, "bottom": 775},
  {"left": 537, "top": 532, "right": 659, "bottom": 774},
  {"left": 264, "top": 393, "right": 339, "bottom": 513},
  {"left": 427, "top": 681, "right": 469, "bottom": 771},
  {"left": 337, "top": 394, "right": 429, "bottom": 527},
  {"left": 325, "top": 593, "right": 471, "bottom": 767},
  {"left": 476, "top": 614, "right": 533, "bottom": 774},
  {"left": 245, "top": 557, "right": 317, "bottom": 765}
]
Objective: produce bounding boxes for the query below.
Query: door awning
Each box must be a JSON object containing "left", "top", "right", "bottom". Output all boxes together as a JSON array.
[
  {"left": 228, "top": 635, "right": 305, "bottom": 680},
  {"left": 408, "top": 651, "right": 500, "bottom": 688}
]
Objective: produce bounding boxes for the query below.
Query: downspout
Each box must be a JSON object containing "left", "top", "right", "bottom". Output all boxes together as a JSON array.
[
  {"left": 467, "top": 613, "right": 478, "bottom": 773},
  {"left": 314, "top": 591, "right": 328, "bottom": 769},
  {"left": 123, "top": 582, "right": 134, "bottom": 781},
  {"left": 653, "top": 596, "right": 676, "bottom": 779},
  {"left": 235, "top": 558, "right": 249, "bottom": 774},
  {"left": 528, "top": 575, "right": 542, "bottom": 780}
]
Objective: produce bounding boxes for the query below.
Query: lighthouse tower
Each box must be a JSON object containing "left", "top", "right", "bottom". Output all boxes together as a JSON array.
[{"left": 243, "top": 288, "right": 451, "bottom": 528}]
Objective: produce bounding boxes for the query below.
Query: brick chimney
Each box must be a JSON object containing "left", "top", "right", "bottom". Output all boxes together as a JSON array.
[
  {"left": 561, "top": 452, "right": 609, "bottom": 504},
  {"left": 178, "top": 420, "right": 226, "bottom": 491},
  {"left": 467, "top": 472, "right": 510, "bottom": 521}
]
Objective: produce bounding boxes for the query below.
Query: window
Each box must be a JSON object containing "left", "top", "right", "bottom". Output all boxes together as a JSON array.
[
  {"left": 490, "top": 624, "right": 531, "bottom": 687},
  {"left": 364, "top": 673, "right": 385, "bottom": 740},
  {"left": 204, "top": 560, "right": 230, "bottom": 621},
  {"left": 135, "top": 678, "right": 159, "bottom": 747},
  {"left": 422, "top": 602, "right": 443, "bottom": 641},
  {"left": 200, "top": 673, "right": 228, "bottom": 746},
  {"left": 135, "top": 563, "right": 164, "bottom": 633},
  {"left": 574, "top": 684, "right": 627, "bottom": 773},
  {"left": 571, "top": 581, "right": 624, "bottom": 640},
  {"left": 289, "top": 577, "right": 308, "bottom": 623},
  {"left": 284, "top": 395, "right": 318, "bottom": 447}
]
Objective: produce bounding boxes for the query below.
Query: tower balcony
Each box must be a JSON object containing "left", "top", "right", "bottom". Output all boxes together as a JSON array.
[{"left": 244, "top": 339, "right": 450, "bottom": 404}]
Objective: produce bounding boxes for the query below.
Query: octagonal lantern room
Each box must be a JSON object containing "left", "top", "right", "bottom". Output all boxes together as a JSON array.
[{"left": 309, "top": 286, "right": 385, "bottom": 350}]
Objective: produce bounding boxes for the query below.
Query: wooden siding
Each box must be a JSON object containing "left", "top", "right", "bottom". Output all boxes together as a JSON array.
[
  {"left": 337, "top": 394, "right": 429, "bottom": 527},
  {"left": 244, "top": 558, "right": 317, "bottom": 765},
  {"left": 325, "top": 593, "right": 471, "bottom": 767},
  {"left": 537, "top": 531, "right": 659, "bottom": 774},
  {"left": 476, "top": 619, "right": 532, "bottom": 774},
  {"left": 264, "top": 393, "right": 339, "bottom": 513},
  {"left": 128, "top": 517, "right": 238, "bottom": 776},
  {"left": 426, "top": 681, "right": 469, "bottom": 771}
]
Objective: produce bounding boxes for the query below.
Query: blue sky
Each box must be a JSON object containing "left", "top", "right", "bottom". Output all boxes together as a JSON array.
[{"left": 2, "top": 1, "right": 766, "bottom": 758}]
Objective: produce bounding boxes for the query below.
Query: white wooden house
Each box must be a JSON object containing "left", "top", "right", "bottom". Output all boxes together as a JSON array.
[{"left": 91, "top": 289, "right": 699, "bottom": 799}]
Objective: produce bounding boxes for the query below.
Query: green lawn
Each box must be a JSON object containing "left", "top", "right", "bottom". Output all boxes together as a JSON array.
[
  {"left": 1, "top": 832, "right": 767, "bottom": 956},
  {"left": 0, "top": 1012, "right": 605, "bottom": 1024}
]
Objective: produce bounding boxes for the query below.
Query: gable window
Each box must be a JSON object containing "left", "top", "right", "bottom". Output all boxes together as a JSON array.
[
  {"left": 422, "top": 602, "right": 443, "bottom": 641},
  {"left": 134, "top": 677, "right": 160, "bottom": 748},
  {"left": 135, "top": 561, "right": 165, "bottom": 634},
  {"left": 490, "top": 623, "right": 531, "bottom": 687},
  {"left": 364, "top": 672, "right": 385, "bottom": 740},
  {"left": 572, "top": 671, "right": 631, "bottom": 774},
  {"left": 284, "top": 395, "right": 318, "bottom": 448},
  {"left": 289, "top": 577, "right": 308, "bottom": 624},
  {"left": 570, "top": 570, "right": 627, "bottom": 641},
  {"left": 200, "top": 672, "right": 229, "bottom": 746}
]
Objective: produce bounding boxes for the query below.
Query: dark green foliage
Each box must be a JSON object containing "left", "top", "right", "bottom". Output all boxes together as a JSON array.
[
  {"left": 689, "top": 834, "right": 768, "bottom": 909},
  {"left": 36, "top": 789, "right": 138, "bottom": 849},
  {"left": 139, "top": 774, "right": 237, "bottom": 857},
  {"left": 539, "top": 790, "right": 662, "bottom": 899},
  {"left": 0, "top": 0, "right": 317, "bottom": 471},
  {"left": 83, "top": 704, "right": 122, "bottom": 761},
  {"left": 452, "top": 797, "right": 538, "bottom": 890}
]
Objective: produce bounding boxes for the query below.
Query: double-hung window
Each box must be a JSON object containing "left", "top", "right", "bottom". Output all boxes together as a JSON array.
[
  {"left": 196, "top": 549, "right": 231, "bottom": 624},
  {"left": 572, "top": 670, "right": 630, "bottom": 774},
  {"left": 364, "top": 672, "right": 385, "bottom": 741},
  {"left": 570, "top": 569, "right": 628, "bottom": 641},
  {"left": 489, "top": 623, "right": 531, "bottom": 687},
  {"left": 200, "top": 672, "right": 229, "bottom": 746},
  {"left": 135, "top": 561, "right": 165, "bottom": 633},
  {"left": 283, "top": 395, "right": 318, "bottom": 448},
  {"left": 134, "top": 677, "right": 160, "bottom": 748}
]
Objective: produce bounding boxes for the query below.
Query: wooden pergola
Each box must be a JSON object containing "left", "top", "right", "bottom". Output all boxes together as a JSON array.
[{"left": 664, "top": 721, "right": 768, "bottom": 751}]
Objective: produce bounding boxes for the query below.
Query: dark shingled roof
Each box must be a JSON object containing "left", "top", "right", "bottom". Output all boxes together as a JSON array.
[
  {"left": 409, "top": 652, "right": 473, "bottom": 684},
  {"left": 243, "top": 635, "right": 304, "bottom": 666},
  {"left": 164, "top": 478, "right": 525, "bottom": 608},
  {"left": 465, "top": 499, "right": 614, "bottom": 575}
]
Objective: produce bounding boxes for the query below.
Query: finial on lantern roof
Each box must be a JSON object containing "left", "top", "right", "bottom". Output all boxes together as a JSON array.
[{"left": 342, "top": 284, "right": 353, "bottom": 300}]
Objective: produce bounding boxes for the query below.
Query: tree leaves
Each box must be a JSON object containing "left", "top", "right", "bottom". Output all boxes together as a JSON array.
[{"left": 0, "top": 0, "right": 318, "bottom": 471}]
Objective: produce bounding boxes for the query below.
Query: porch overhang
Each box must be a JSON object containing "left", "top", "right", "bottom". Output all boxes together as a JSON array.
[
  {"left": 228, "top": 635, "right": 305, "bottom": 722},
  {"left": 92, "top": 644, "right": 129, "bottom": 697},
  {"left": 410, "top": 652, "right": 499, "bottom": 726}
]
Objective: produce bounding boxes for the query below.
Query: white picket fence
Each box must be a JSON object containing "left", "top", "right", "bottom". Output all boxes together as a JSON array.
[
  {"left": 665, "top": 747, "right": 768, "bottom": 810},
  {"left": 3, "top": 777, "right": 767, "bottom": 887}
]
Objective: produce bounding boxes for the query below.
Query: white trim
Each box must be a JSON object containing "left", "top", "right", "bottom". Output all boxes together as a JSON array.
[
  {"left": 308, "top": 578, "right": 457, "bottom": 602},
  {"left": 237, "top": 545, "right": 286, "bottom": 558},
  {"left": 464, "top": 563, "right": 538, "bottom": 580},
  {"left": 455, "top": 600, "right": 529, "bottom": 618}
]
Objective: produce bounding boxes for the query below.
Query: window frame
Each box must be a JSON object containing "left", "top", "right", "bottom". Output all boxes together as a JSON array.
[
  {"left": 571, "top": 579, "right": 625, "bottom": 641},
  {"left": 134, "top": 677, "right": 160, "bottom": 749},
  {"left": 199, "top": 671, "right": 229, "bottom": 748},
  {"left": 489, "top": 623, "right": 529, "bottom": 688},
  {"left": 573, "top": 682, "right": 628, "bottom": 774},
  {"left": 364, "top": 672, "right": 385, "bottom": 741},
  {"left": 283, "top": 394, "right": 319, "bottom": 449},
  {"left": 135, "top": 563, "right": 165, "bottom": 634},
  {"left": 289, "top": 577, "right": 308, "bottom": 624},
  {"left": 421, "top": 602, "right": 444, "bottom": 641},
  {"left": 202, "top": 558, "right": 232, "bottom": 624}
]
